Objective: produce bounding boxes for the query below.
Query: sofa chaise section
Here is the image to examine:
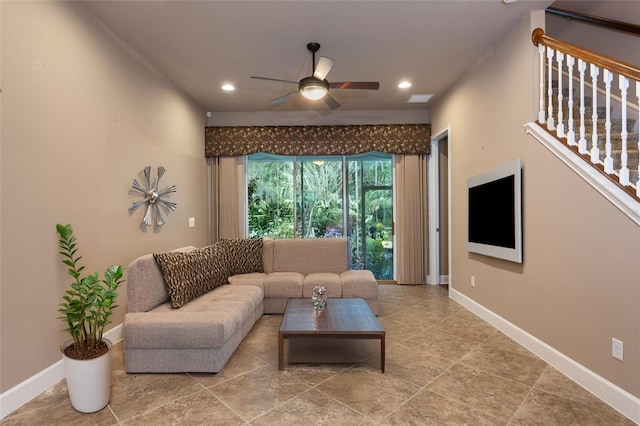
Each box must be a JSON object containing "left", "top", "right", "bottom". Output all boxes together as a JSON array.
[{"left": 123, "top": 249, "right": 264, "bottom": 373}]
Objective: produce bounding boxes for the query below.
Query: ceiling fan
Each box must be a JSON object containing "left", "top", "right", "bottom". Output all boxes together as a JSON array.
[{"left": 250, "top": 42, "right": 380, "bottom": 110}]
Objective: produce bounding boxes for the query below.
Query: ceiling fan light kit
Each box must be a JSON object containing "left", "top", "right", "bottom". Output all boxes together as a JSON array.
[
  {"left": 300, "top": 77, "right": 329, "bottom": 100},
  {"left": 251, "top": 42, "right": 379, "bottom": 110}
]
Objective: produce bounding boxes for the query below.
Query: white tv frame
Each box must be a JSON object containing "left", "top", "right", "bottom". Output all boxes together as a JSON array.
[{"left": 467, "top": 159, "right": 523, "bottom": 263}]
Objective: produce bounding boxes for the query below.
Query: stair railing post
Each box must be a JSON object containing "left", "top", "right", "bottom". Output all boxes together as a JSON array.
[
  {"left": 618, "top": 75, "right": 630, "bottom": 186},
  {"left": 556, "top": 51, "right": 565, "bottom": 138},
  {"left": 603, "top": 69, "right": 614, "bottom": 174},
  {"left": 578, "top": 59, "right": 588, "bottom": 154},
  {"left": 538, "top": 43, "right": 546, "bottom": 124},
  {"left": 590, "top": 64, "right": 600, "bottom": 164},
  {"left": 567, "top": 55, "right": 576, "bottom": 146},
  {"left": 547, "top": 47, "right": 555, "bottom": 130}
]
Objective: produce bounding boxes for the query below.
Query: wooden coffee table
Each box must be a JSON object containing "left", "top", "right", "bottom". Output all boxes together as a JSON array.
[{"left": 278, "top": 298, "right": 385, "bottom": 372}]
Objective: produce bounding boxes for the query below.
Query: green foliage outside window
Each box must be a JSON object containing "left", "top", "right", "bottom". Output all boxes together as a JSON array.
[{"left": 247, "top": 153, "right": 393, "bottom": 279}]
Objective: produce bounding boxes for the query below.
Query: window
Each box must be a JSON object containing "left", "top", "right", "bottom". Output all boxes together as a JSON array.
[{"left": 247, "top": 152, "right": 393, "bottom": 279}]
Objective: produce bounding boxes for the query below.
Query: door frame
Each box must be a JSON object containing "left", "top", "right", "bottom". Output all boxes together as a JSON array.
[{"left": 427, "top": 126, "right": 451, "bottom": 285}]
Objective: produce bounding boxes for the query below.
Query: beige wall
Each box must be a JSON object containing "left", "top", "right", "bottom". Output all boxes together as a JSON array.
[
  {"left": 429, "top": 12, "right": 640, "bottom": 399},
  {"left": 1, "top": 1, "right": 208, "bottom": 392}
]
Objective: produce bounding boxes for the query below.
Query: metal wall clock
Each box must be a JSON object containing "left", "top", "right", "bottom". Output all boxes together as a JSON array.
[{"left": 128, "top": 166, "right": 177, "bottom": 233}]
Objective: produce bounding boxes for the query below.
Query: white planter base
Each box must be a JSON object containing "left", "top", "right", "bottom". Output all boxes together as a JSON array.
[{"left": 62, "top": 340, "right": 112, "bottom": 413}]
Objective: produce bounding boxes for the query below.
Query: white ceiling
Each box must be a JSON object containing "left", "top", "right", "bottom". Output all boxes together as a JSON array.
[{"left": 82, "top": 0, "right": 554, "bottom": 113}]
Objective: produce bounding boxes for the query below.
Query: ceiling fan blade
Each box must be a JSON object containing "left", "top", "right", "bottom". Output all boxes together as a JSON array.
[
  {"left": 313, "top": 56, "right": 335, "bottom": 80},
  {"left": 322, "top": 93, "right": 341, "bottom": 110},
  {"left": 270, "top": 90, "right": 300, "bottom": 104},
  {"left": 329, "top": 82, "right": 380, "bottom": 90},
  {"left": 251, "top": 76, "right": 299, "bottom": 85}
]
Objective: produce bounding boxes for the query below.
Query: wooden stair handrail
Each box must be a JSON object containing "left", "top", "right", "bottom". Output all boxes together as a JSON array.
[
  {"left": 546, "top": 7, "right": 640, "bottom": 37},
  {"left": 532, "top": 28, "right": 640, "bottom": 82}
]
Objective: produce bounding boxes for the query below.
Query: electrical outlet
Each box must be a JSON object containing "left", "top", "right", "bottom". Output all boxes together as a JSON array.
[
  {"left": 471, "top": 276, "right": 476, "bottom": 287},
  {"left": 612, "top": 338, "right": 623, "bottom": 361}
]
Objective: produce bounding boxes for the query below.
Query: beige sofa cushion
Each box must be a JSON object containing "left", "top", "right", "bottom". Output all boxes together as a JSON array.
[
  {"left": 264, "top": 272, "right": 303, "bottom": 298},
  {"left": 302, "top": 273, "right": 343, "bottom": 298},
  {"left": 228, "top": 272, "right": 266, "bottom": 290},
  {"left": 341, "top": 270, "right": 378, "bottom": 299},
  {"left": 272, "top": 238, "right": 347, "bottom": 275},
  {"left": 125, "top": 285, "right": 263, "bottom": 350}
]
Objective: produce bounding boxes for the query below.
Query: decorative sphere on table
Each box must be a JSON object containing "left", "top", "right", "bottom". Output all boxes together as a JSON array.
[{"left": 311, "top": 286, "right": 327, "bottom": 309}]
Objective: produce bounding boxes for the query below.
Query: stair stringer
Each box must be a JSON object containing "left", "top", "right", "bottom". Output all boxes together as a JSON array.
[{"left": 525, "top": 122, "right": 640, "bottom": 226}]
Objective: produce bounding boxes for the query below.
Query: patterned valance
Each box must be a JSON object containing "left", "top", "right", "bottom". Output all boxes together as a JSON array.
[{"left": 204, "top": 124, "right": 431, "bottom": 157}]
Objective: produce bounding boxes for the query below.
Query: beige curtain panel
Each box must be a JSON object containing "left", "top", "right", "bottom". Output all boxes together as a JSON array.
[
  {"left": 205, "top": 124, "right": 430, "bottom": 157},
  {"left": 211, "top": 156, "right": 246, "bottom": 241},
  {"left": 394, "top": 154, "right": 429, "bottom": 284}
]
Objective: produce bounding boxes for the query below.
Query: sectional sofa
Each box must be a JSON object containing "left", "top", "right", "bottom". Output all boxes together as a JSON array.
[{"left": 123, "top": 238, "right": 378, "bottom": 373}]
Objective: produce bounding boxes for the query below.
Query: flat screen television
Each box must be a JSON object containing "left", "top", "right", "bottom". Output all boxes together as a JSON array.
[{"left": 467, "top": 159, "right": 522, "bottom": 263}]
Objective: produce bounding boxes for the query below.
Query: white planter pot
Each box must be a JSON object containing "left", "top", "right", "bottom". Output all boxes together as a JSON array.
[{"left": 61, "top": 339, "right": 112, "bottom": 413}]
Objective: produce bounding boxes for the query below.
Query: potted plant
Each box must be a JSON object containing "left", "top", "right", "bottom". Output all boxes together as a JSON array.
[{"left": 56, "top": 223, "right": 125, "bottom": 413}]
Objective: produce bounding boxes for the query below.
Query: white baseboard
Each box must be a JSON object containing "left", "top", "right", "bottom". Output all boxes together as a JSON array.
[
  {"left": 449, "top": 288, "right": 640, "bottom": 424},
  {"left": 0, "top": 324, "right": 123, "bottom": 419}
]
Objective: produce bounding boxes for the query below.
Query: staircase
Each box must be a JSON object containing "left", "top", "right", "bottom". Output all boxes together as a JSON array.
[
  {"left": 529, "top": 28, "right": 640, "bottom": 225},
  {"left": 553, "top": 82, "right": 640, "bottom": 189}
]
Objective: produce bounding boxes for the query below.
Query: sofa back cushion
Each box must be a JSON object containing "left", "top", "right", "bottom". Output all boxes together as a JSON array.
[
  {"left": 272, "top": 238, "right": 348, "bottom": 275},
  {"left": 127, "top": 246, "right": 196, "bottom": 312}
]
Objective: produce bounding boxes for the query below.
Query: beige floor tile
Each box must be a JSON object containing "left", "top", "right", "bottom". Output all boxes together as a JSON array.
[
  {"left": 0, "top": 381, "right": 117, "bottom": 426},
  {"left": 385, "top": 306, "right": 445, "bottom": 328},
  {"left": 121, "top": 389, "right": 244, "bottom": 425},
  {"left": 190, "top": 347, "right": 267, "bottom": 387},
  {"left": 401, "top": 328, "right": 479, "bottom": 361},
  {"left": 481, "top": 332, "right": 540, "bottom": 359},
  {"left": 108, "top": 372, "right": 204, "bottom": 421},
  {"left": 426, "top": 363, "right": 531, "bottom": 420},
  {"left": 459, "top": 345, "right": 548, "bottom": 386},
  {"left": 511, "top": 389, "right": 637, "bottom": 425},
  {"left": 533, "top": 366, "right": 637, "bottom": 422},
  {"left": 383, "top": 389, "right": 507, "bottom": 426},
  {"left": 428, "top": 315, "right": 498, "bottom": 343},
  {"left": 280, "top": 363, "right": 348, "bottom": 387},
  {"left": 316, "top": 366, "right": 421, "bottom": 422},
  {"left": 2, "top": 284, "right": 631, "bottom": 426},
  {"left": 377, "top": 317, "right": 424, "bottom": 346},
  {"left": 251, "top": 388, "right": 375, "bottom": 425},
  {"left": 208, "top": 365, "right": 310, "bottom": 421},
  {"left": 365, "top": 344, "right": 453, "bottom": 387}
]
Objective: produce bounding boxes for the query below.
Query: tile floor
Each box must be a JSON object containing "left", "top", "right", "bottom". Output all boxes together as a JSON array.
[{"left": 2, "top": 285, "right": 635, "bottom": 425}]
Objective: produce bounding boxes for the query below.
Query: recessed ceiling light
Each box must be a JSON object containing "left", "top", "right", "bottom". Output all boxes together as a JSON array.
[
  {"left": 407, "top": 94, "right": 434, "bottom": 103},
  {"left": 221, "top": 84, "right": 235, "bottom": 91},
  {"left": 398, "top": 81, "right": 412, "bottom": 89}
]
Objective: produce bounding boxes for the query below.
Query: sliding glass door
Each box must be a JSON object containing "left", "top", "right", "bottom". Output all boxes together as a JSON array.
[{"left": 247, "top": 153, "right": 393, "bottom": 279}]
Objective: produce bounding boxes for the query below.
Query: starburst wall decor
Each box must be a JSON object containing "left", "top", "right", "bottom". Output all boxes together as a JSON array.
[{"left": 128, "top": 166, "right": 177, "bottom": 233}]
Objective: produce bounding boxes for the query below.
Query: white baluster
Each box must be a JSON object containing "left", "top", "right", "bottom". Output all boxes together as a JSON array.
[
  {"left": 578, "top": 59, "right": 587, "bottom": 154},
  {"left": 547, "top": 47, "right": 555, "bottom": 130},
  {"left": 603, "top": 69, "right": 613, "bottom": 174},
  {"left": 538, "top": 43, "right": 546, "bottom": 124},
  {"left": 566, "top": 55, "right": 576, "bottom": 146},
  {"left": 619, "top": 75, "right": 629, "bottom": 186},
  {"left": 590, "top": 64, "right": 600, "bottom": 164},
  {"left": 556, "top": 51, "right": 565, "bottom": 138}
]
